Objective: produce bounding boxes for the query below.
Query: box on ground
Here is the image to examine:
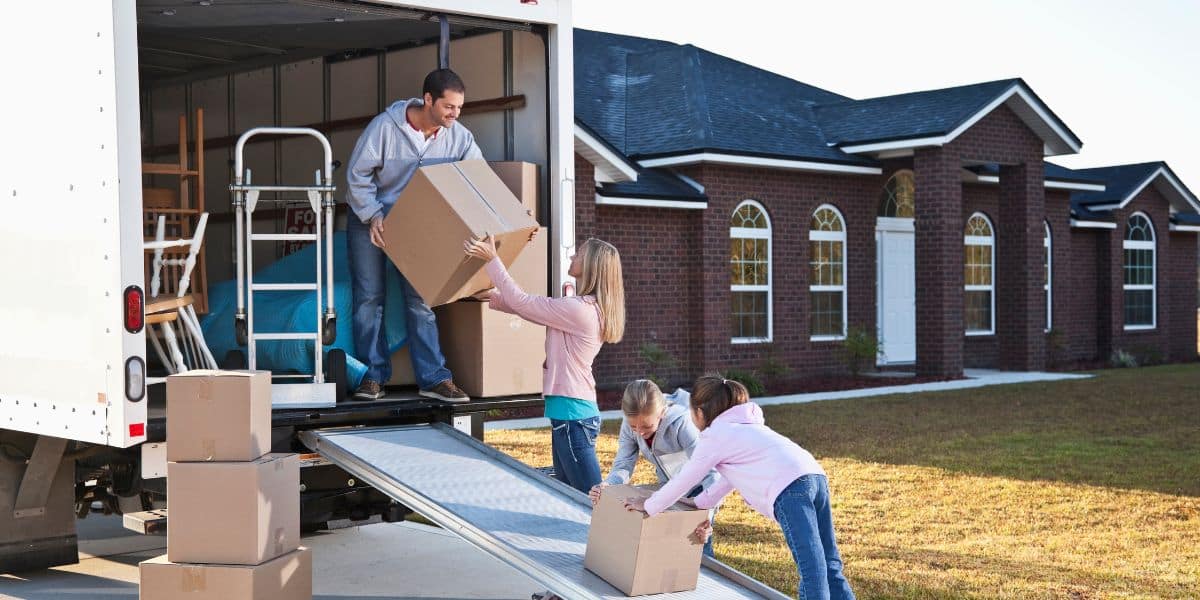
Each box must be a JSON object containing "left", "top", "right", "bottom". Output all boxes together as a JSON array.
[
  {"left": 584, "top": 484, "right": 707, "bottom": 596},
  {"left": 382, "top": 159, "right": 539, "bottom": 307},
  {"left": 139, "top": 547, "right": 311, "bottom": 600},
  {"left": 167, "top": 454, "right": 299, "bottom": 565},
  {"left": 387, "top": 345, "right": 416, "bottom": 387},
  {"left": 488, "top": 161, "right": 539, "bottom": 221},
  {"left": 166, "top": 370, "right": 271, "bottom": 462},
  {"left": 434, "top": 300, "right": 545, "bottom": 398}
]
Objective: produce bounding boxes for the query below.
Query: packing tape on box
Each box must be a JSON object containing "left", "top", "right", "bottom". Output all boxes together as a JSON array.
[
  {"left": 182, "top": 566, "right": 207, "bottom": 592},
  {"left": 661, "top": 568, "right": 679, "bottom": 590},
  {"left": 451, "top": 162, "right": 511, "bottom": 229}
]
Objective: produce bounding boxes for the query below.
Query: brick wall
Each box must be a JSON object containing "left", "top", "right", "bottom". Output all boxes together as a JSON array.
[
  {"left": 1168, "top": 231, "right": 1199, "bottom": 361},
  {"left": 1102, "top": 187, "right": 1173, "bottom": 362}
]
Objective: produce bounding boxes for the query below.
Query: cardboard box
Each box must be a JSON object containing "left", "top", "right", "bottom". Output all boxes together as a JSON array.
[
  {"left": 584, "top": 484, "right": 707, "bottom": 596},
  {"left": 139, "top": 547, "right": 311, "bottom": 600},
  {"left": 167, "top": 454, "right": 300, "bottom": 565},
  {"left": 434, "top": 300, "right": 545, "bottom": 398},
  {"left": 504, "top": 226, "right": 548, "bottom": 295},
  {"left": 387, "top": 345, "right": 416, "bottom": 387},
  {"left": 166, "top": 370, "right": 271, "bottom": 462},
  {"left": 488, "top": 161, "right": 539, "bottom": 221},
  {"left": 382, "top": 160, "right": 539, "bottom": 307}
]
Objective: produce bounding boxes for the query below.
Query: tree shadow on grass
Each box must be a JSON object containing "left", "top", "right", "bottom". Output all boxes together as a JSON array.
[{"left": 763, "top": 364, "right": 1200, "bottom": 497}]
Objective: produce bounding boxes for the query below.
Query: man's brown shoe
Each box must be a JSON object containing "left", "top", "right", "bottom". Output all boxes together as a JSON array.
[
  {"left": 353, "top": 379, "right": 384, "bottom": 401},
  {"left": 419, "top": 379, "right": 470, "bottom": 403}
]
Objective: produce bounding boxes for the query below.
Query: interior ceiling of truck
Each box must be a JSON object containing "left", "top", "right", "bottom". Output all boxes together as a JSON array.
[{"left": 136, "top": 0, "right": 533, "bottom": 86}]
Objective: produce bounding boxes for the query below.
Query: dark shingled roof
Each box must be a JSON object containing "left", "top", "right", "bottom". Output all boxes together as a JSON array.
[
  {"left": 1070, "top": 162, "right": 1168, "bottom": 206},
  {"left": 574, "top": 29, "right": 873, "bottom": 166},
  {"left": 813, "top": 79, "right": 1017, "bottom": 146},
  {"left": 968, "top": 162, "right": 1106, "bottom": 185},
  {"left": 597, "top": 165, "right": 707, "bottom": 203},
  {"left": 1173, "top": 212, "right": 1200, "bottom": 226}
]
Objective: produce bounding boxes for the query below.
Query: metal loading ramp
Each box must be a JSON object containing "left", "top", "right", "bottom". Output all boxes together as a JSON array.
[{"left": 299, "top": 424, "right": 789, "bottom": 600}]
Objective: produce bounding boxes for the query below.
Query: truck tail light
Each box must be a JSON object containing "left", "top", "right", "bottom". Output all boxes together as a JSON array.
[{"left": 124, "top": 286, "right": 144, "bottom": 333}]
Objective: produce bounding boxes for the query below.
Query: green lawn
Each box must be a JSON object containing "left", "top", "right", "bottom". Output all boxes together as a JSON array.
[{"left": 487, "top": 364, "right": 1200, "bottom": 599}]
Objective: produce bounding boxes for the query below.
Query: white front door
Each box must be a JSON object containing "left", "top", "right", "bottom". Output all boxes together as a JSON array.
[{"left": 876, "top": 219, "right": 916, "bottom": 364}]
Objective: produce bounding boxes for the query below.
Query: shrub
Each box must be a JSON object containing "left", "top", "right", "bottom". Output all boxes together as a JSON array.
[
  {"left": 842, "top": 327, "right": 881, "bottom": 376},
  {"left": 638, "top": 342, "right": 677, "bottom": 390},
  {"left": 721, "top": 368, "right": 766, "bottom": 397},
  {"left": 1109, "top": 349, "right": 1138, "bottom": 369}
]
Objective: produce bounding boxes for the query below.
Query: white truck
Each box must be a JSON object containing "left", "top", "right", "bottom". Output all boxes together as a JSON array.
[{"left": 0, "top": 0, "right": 576, "bottom": 572}]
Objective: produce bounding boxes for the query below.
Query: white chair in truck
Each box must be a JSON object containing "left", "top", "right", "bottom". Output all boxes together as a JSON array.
[{"left": 144, "top": 212, "right": 216, "bottom": 374}]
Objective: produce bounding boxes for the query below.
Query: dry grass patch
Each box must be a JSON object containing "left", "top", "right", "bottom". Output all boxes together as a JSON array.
[{"left": 486, "top": 364, "right": 1200, "bottom": 599}]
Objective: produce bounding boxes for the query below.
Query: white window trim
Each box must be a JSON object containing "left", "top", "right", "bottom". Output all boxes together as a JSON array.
[
  {"left": 731, "top": 200, "right": 773, "bottom": 344},
  {"left": 1123, "top": 212, "right": 1157, "bottom": 331},
  {"left": 965, "top": 212, "right": 996, "bottom": 336},
  {"left": 1044, "top": 221, "right": 1052, "bottom": 332},
  {"left": 809, "top": 204, "right": 848, "bottom": 341}
]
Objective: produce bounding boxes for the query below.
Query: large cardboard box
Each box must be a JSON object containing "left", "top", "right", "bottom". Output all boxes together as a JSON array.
[
  {"left": 387, "top": 345, "right": 417, "bottom": 387},
  {"left": 166, "top": 370, "right": 271, "bottom": 462},
  {"left": 139, "top": 547, "right": 311, "bottom": 600},
  {"left": 488, "top": 161, "right": 539, "bottom": 221},
  {"left": 167, "top": 454, "right": 300, "bottom": 565},
  {"left": 504, "top": 226, "right": 548, "bottom": 295},
  {"left": 434, "top": 301, "right": 545, "bottom": 398},
  {"left": 382, "top": 160, "right": 539, "bottom": 307},
  {"left": 584, "top": 484, "right": 708, "bottom": 596}
]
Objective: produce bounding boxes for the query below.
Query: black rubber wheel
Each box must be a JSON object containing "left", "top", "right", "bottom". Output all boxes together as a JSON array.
[
  {"left": 234, "top": 317, "right": 248, "bottom": 346},
  {"left": 325, "top": 349, "right": 348, "bottom": 403},
  {"left": 222, "top": 349, "right": 247, "bottom": 370},
  {"left": 321, "top": 316, "right": 337, "bottom": 346}
]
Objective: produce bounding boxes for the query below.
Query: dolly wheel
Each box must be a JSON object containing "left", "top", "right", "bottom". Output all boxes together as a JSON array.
[{"left": 322, "top": 316, "right": 337, "bottom": 346}]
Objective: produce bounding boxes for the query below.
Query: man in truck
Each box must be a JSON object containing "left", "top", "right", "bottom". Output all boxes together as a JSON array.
[{"left": 345, "top": 68, "right": 481, "bottom": 402}]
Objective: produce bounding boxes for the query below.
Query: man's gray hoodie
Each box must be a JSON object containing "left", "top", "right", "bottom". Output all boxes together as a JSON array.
[{"left": 345, "top": 98, "right": 482, "bottom": 224}]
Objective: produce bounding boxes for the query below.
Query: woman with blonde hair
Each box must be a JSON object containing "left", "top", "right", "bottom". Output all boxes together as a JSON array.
[{"left": 465, "top": 235, "right": 625, "bottom": 493}]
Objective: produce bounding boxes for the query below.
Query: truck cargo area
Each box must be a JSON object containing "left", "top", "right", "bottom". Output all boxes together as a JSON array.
[{"left": 300, "top": 424, "right": 791, "bottom": 600}]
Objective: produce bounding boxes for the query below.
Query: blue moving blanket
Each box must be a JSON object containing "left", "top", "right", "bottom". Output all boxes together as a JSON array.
[{"left": 200, "top": 232, "right": 408, "bottom": 389}]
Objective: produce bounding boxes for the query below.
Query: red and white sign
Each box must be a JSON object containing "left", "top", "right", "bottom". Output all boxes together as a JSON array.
[{"left": 283, "top": 207, "right": 315, "bottom": 255}]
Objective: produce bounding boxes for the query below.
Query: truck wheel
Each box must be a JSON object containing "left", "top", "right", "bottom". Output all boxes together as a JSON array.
[
  {"left": 222, "top": 349, "right": 247, "bottom": 370},
  {"left": 325, "top": 349, "right": 347, "bottom": 403}
]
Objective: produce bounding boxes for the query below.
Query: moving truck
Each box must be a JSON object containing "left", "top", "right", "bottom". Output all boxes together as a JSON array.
[{"left": 0, "top": 0, "right": 576, "bottom": 572}]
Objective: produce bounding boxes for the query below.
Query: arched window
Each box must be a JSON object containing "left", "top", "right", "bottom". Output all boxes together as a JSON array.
[
  {"left": 1124, "top": 212, "right": 1156, "bottom": 329},
  {"left": 879, "top": 170, "right": 915, "bottom": 218},
  {"left": 731, "top": 201, "right": 772, "bottom": 342},
  {"left": 964, "top": 213, "right": 995, "bottom": 335},
  {"left": 1044, "top": 221, "right": 1052, "bottom": 332},
  {"left": 810, "top": 205, "right": 847, "bottom": 339}
]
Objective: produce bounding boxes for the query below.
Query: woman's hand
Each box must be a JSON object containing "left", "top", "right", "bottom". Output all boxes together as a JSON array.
[
  {"left": 622, "top": 496, "right": 647, "bottom": 513},
  {"left": 588, "top": 483, "right": 609, "bottom": 507},
  {"left": 470, "top": 288, "right": 495, "bottom": 302},
  {"left": 463, "top": 234, "right": 498, "bottom": 262},
  {"left": 690, "top": 520, "right": 713, "bottom": 545}
]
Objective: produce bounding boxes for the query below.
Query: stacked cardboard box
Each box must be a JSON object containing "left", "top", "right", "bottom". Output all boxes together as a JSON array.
[
  {"left": 140, "top": 370, "right": 311, "bottom": 600},
  {"left": 389, "top": 161, "right": 547, "bottom": 396}
]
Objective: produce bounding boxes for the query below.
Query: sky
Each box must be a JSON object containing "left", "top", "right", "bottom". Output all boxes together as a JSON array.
[{"left": 573, "top": 0, "right": 1200, "bottom": 190}]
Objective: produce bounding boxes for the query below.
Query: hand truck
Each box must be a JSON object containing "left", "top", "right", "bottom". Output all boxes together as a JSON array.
[{"left": 229, "top": 127, "right": 346, "bottom": 407}]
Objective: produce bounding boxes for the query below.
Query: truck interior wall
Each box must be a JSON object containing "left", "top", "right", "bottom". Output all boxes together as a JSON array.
[{"left": 140, "top": 31, "right": 548, "bottom": 285}]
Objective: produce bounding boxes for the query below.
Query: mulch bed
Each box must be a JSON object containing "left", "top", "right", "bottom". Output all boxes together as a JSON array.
[{"left": 482, "top": 372, "right": 964, "bottom": 423}]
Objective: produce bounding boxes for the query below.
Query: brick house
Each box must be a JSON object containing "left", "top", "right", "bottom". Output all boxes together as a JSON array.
[{"left": 569, "top": 29, "right": 1200, "bottom": 389}]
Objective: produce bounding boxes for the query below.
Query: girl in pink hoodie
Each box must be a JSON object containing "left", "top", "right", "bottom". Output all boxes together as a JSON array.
[
  {"left": 465, "top": 235, "right": 625, "bottom": 494},
  {"left": 624, "top": 375, "right": 856, "bottom": 600}
]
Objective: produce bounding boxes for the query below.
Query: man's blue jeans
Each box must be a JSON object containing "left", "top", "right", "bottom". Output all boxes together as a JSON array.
[
  {"left": 346, "top": 217, "right": 451, "bottom": 389},
  {"left": 773, "top": 474, "right": 856, "bottom": 600},
  {"left": 549, "top": 417, "right": 602, "bottom": 493}
]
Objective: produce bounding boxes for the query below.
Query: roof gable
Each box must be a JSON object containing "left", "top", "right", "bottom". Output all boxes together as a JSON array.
[
  {"left": 1072, "top": 162, "right": 1200, "bottom": 214},
  {"left": 814, "top": 79, "right": 1082, "bottom": 157}
]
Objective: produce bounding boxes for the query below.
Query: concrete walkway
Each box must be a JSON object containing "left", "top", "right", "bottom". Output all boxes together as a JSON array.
[
  {"left": 484, "top": 369, "right": 1092, "bottom": 431},
  {"left": 0, "top": 514, "right": 541, "bottom": 599}
]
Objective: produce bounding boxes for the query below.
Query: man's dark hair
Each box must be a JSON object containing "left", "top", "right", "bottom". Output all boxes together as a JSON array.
[{"left": 423, "top": 68, "right": 466, "bottom": 101}]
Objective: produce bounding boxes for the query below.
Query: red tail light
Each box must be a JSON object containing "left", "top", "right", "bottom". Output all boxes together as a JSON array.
[{"left": 124, "top": 286, "right": 144, "bottom": 333}]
